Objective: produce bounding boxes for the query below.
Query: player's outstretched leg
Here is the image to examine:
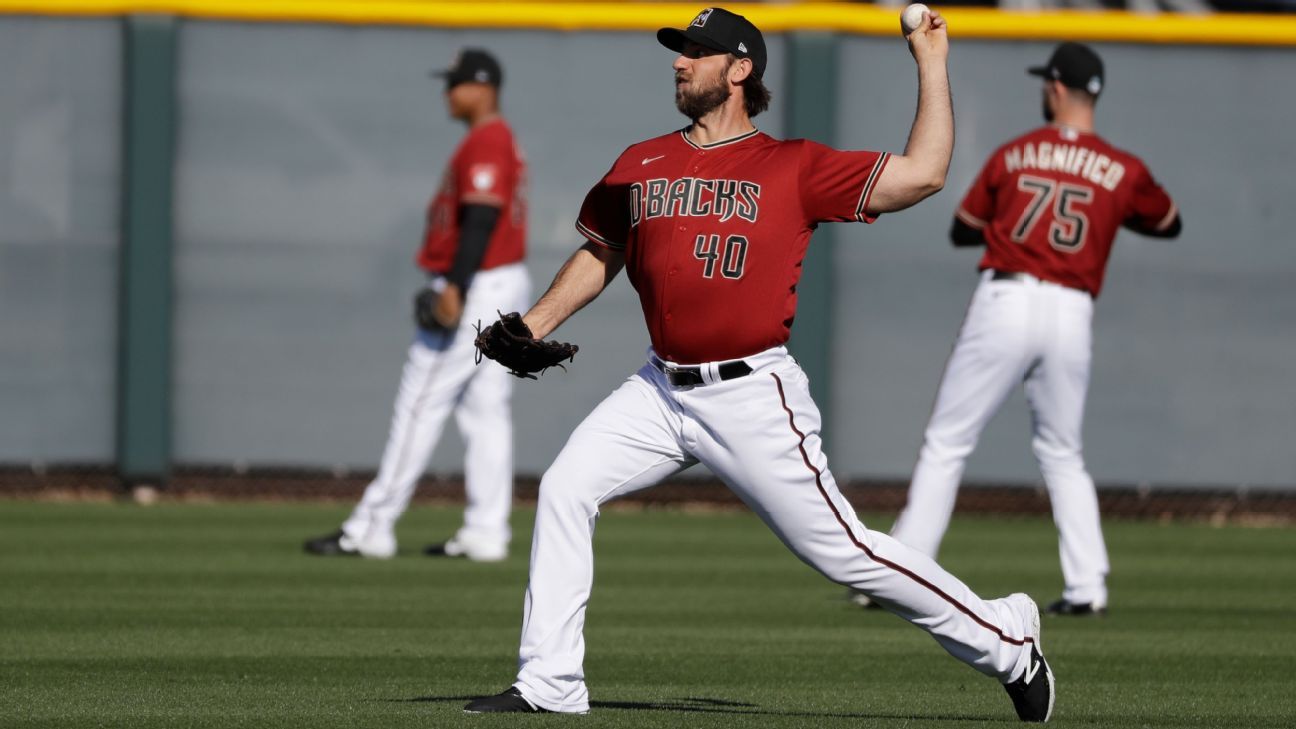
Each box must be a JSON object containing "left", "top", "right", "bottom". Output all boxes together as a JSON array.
[
  {"left": 690, "top": 356, "right": 1052, "bottom": 721},
  {"left": 469, "top": 370, "right": 692, "bottom": 714}
]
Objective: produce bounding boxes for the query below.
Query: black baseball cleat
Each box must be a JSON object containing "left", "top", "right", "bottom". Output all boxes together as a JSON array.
[
  {"left": 1003, "top": 593, "right": 1054, "bottom": 723},
  {"left": 1005, "top": 643, "right": 1055, "bottom": 722},
  {"left": 423, "top": 536, "right": 507, "bottom": 562},
  {"left": 1046, "top": 598, "right": 1106, "bottom": 617},
  {"left": 303, "top": 530, "right": 359, "bottom": 556},
  {"left": 463, "top": 687, "right": 550, "bottom": 713},
  {"left": 423, "top": 542, "right": 456, "bottom": 557}
]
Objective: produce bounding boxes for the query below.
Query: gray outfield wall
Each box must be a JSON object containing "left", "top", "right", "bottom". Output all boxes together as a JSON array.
[
  {"left": 0, "top": 19, "right": 120, "bottom": 464},
  {"left": 0, "top": 18, "right": 1291, "bottom": 488}
]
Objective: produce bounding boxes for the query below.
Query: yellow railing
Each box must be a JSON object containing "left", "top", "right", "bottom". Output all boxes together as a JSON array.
[{"left": 5, "top": 1, "right": 1296, "bottom": 46}]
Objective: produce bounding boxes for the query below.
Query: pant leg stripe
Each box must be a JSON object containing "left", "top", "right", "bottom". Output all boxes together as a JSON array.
[{"left": 769, "top": 373, "right": 1030, "bottom": 648}]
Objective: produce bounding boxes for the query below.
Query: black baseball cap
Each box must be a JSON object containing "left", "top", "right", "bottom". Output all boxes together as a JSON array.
[
  {"left": 434, "top": 48, "right": 502, "bottom": 89},
  {"left": 657, "top": 7, "right": 767, "bottom": 79},
  {"left": 1028, "top": 42, "right": 1104, "bottom": 97}
]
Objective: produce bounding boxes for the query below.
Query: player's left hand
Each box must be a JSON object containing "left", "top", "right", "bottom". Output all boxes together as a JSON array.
[
  {"left": 906, "top": 9, "right": 949, "bottom": 64},
  {"left": 434, "top": 283, "right": 464, "bottom": 329},
  {"left": 413, "top": 285, "right": 461, "bottom": 332}
]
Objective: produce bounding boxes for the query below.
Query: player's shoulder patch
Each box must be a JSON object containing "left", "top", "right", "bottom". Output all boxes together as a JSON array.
[{"left": 468, "top": 163, "right": 499, "bottom": 192}]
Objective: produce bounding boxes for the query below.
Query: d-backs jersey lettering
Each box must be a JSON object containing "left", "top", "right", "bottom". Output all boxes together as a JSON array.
[
  {"left": 957, "top": 125, "right": 1176, "bottom": 296},
  {"left": 576, "top": 129, "right": 890, "bottom": 364},
  {"left": 418, "top": 118, "right": 527, "bottom": 273}
]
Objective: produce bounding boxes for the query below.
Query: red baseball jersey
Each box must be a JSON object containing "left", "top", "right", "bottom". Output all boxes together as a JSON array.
[
  {"left": 957, "top": 125, "right": 1176, "bottom": 296},
  {"left": 577, "top": 129, "right": 890, "bottom": 364},
  {"left": 417, "top": 117, "right": 527, "bottom": 274}
]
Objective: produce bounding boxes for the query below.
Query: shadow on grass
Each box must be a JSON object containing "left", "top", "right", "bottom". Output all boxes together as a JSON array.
[
  {"left": 393, "top": 695, "right": 1296, "bottom": 728},
  {"left": 395, "top": 694, "right": 996, "bottom": 721}
]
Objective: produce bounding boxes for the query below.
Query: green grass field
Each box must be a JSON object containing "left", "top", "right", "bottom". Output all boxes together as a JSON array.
[{"left": 2, "top": 501, "right": 1293, "bottom": 728}]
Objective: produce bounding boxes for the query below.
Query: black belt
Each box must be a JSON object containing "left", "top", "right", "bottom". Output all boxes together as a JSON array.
[
  {"left": 990, "top": 269, "right": 1092, "bottom": 296},
  {"left": 990, "top": 269, "right": 1035, "bottom": 282},
  {"left": 651, "top": 358, "right": 753, "bottom": 387}
]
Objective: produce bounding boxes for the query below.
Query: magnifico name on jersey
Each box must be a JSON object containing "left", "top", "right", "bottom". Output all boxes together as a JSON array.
[
  {"left": 1003, "top": 142, "right": 1125, "bottom": 191},
  {"left": 629, "top": 178, "right": 761, "bottom": 227}
]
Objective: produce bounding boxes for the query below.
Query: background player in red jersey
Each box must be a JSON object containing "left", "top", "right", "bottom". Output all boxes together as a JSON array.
[
  {"left": 881, "top": 43, "right": 1182, "bottom": 617},
  {"left": 303, "top": 49, "right": 531, "bottom": 561},
  {"left": 467, "top": 7, "right": 1055, "bottom": 722}
]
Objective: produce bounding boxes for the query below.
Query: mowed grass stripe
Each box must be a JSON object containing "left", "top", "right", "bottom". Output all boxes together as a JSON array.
[{"left": 1, "top": 502, "right": 1293, "bottom": 728}]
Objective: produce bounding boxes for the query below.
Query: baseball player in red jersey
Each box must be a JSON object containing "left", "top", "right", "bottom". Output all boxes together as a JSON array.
[
  {"left": 304, "top": 49, "right": 531, "bottom": 561},
  {"left": 883, "top": 43, "right": 1182, "bottom": 617},
  {"left": 465, "top": 8, "right": 1054, "bottom": 722}
]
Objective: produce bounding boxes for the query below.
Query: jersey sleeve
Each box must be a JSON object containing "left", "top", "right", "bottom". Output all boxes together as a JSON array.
[
  {"left": 955, "top": 151, "right": 1002, "bottom": 230},
  {"left": 575, "top": 163, "right": 630, "bottom": 251},
  {"left": 797, "top": 140, "right": 891, "bottom": 224},
  {"left": 1123, "top": 162, "right": 1177, "bottom": 233},
  {"left": 454, "top": 132, "right": 514, "bottom": 208}
]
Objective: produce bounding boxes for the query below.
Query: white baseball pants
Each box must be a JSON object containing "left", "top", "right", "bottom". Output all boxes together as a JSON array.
[
  {"left": 513, "top": 346, "right": 1039, "bottom": 713},
  {"left": 342, "top": 263, "right": 530, "bottom": 556},
  {"left": 890, "top": 270, "right": 1109, "bottom": 607}
]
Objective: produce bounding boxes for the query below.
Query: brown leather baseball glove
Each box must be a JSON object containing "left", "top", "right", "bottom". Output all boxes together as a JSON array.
[{"left": 474, "top": 312, "right": 578, "bottom": 379}]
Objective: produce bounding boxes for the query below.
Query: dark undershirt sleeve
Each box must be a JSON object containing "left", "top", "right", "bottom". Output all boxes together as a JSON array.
[
  {"left": 446, "top": 204, "right": 502, "bottom": 290},
  {"left": 1124, "top": 212, "right": 1183, "bottom": 239},
  {"left": 950, "top": 217, "right": 987, "bottom": 248}
]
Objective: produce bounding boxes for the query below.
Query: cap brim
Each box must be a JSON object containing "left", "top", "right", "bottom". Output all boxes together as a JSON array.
[
  {"left": 657, "top": 27, "right": 688, "bottom": 53},
  {"left": 657, "top": 26, "right": 729, "bottom": 55},
  {"left": 430, "top": 70, "right": 499, "bottom": 89},
  {"left": 1027, "top": 65, "right": 1049, "bottom": 78}
]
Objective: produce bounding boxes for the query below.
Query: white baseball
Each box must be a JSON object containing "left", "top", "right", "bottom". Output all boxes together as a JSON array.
[{"left": 901, "top": 3, "right": 930, "bottom": 36}]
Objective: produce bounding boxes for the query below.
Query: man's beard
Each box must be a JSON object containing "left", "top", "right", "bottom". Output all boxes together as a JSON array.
[
  {"left": 1042, "top": 94, "right": 1055, "bottom": 123},
  {"left": 676, "top": 72, "right": 731, "bottom": 120}
]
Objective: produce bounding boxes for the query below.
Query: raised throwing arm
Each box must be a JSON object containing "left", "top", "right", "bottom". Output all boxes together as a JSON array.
[{"left": 867, "top": 10, "right": 953, "bottom": 215}]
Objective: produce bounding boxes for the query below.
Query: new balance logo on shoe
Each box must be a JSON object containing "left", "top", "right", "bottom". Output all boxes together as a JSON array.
[{"left": 1023, "top": 656, "right": 1041, "bottom": 685}]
